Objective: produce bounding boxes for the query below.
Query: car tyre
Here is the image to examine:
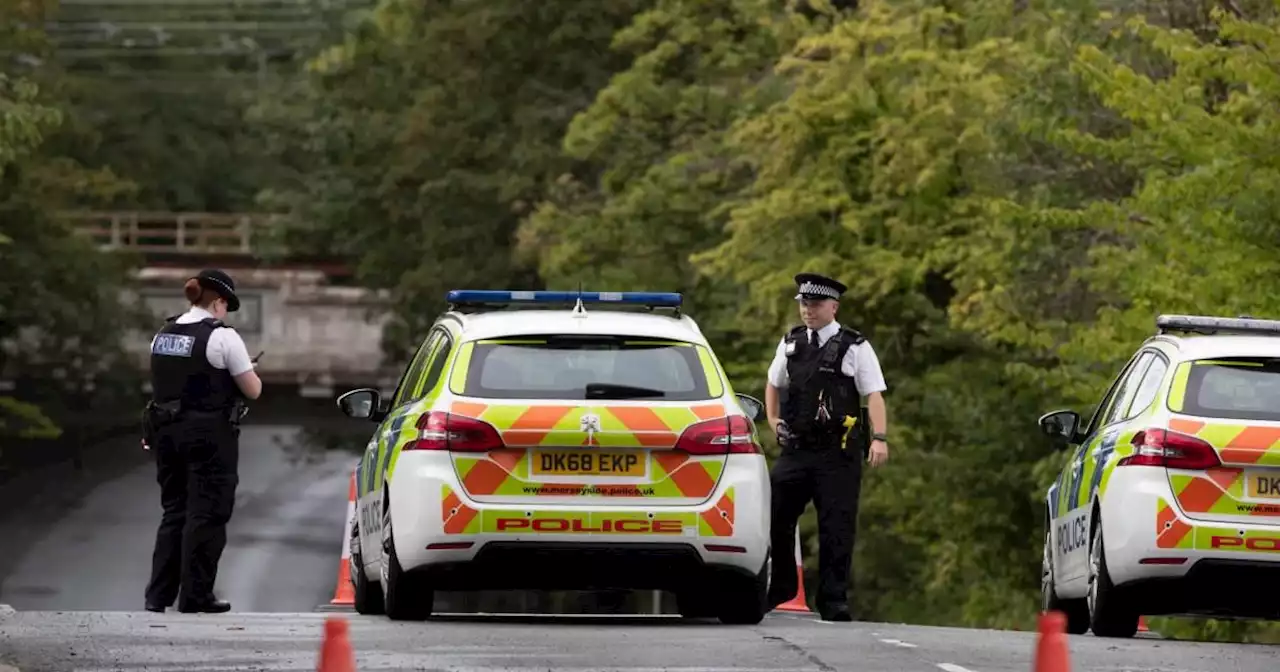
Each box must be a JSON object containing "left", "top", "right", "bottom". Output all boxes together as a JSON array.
[
  {"left": 1041, "top": 523, "right": 1088, "bottom": 634},
  {"left": 350, "top": 520, "right": 385, "bottom": 615},
  {"left": 380, "top": 504, "right": 433, "bottom": 621},
  {"left": 1087, "top": 518, "right": 1139, "bottom": 638},
  {"left": 715, "top": 562, "right": 769, "bottom": 625},
  {"left": 675, "top": 589, "right": 717, "bottom": 618}
]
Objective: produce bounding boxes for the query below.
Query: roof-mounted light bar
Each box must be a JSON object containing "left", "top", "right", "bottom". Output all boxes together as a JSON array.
[
  {"left": 445, "top": 290, "right": 683, "bottom": 310},
  {"left": 1156, "top": 314, "right": 1280, "bottom": 336}
]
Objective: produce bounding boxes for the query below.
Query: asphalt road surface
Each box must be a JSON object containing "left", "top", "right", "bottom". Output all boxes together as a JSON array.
[
  {"left": 0, "top": 425, "right": 355, "bottom": 613},
  {"left": 1, "top": 609, "right": 1278, "bottom": 672}
]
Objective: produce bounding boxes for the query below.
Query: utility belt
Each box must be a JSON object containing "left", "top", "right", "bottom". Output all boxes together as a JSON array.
[
  {"left": 777, "top": 408, "right": 870, "bottom": 457},
  {"left": 142, "top": 398, "right": 247, "bottom": 441}
]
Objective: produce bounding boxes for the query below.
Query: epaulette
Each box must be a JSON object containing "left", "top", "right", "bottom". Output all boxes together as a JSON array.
[
  {"left": 838, "top": 326, "right": 866, "bottom": 345},
  {"left": 201, "top": 317, "right": 232, "bottom": 330},
  {"left": 786, "top": 324, "right": 807, "bottom": 339},
  {"left": 164, "top": 314, "right": 181, "bottom": 323}
]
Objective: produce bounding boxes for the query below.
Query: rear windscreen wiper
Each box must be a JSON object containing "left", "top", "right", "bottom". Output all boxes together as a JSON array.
[{"left": 584, "top": 382, "right": 667, "bottom": 399}]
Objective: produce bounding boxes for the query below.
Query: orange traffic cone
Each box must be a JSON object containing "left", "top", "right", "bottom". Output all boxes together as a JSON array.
[
  {"left": 1033, "top": 610, "right": 1070, "bottom": 672},
  {"left": 775, "top": 527, "right": 811, "bottom": 613},
  {"left": 317, "top": 616, "right": 355, "bottom": 672},
  {"left": 330, "top": 470, "right": 357, "bottom": 606}
]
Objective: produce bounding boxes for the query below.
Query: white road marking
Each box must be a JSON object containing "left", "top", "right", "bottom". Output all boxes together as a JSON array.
[
  {"left": 937, "top": 664, "right": 979, "bottom": 672},
  {"left": 878, "top": 638, "right": 917, "bottom": 648}
]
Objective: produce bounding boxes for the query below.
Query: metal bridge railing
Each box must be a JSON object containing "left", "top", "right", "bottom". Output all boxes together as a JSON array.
[{"left": 62, "top": 211, "right": 280, "bottom": 255}]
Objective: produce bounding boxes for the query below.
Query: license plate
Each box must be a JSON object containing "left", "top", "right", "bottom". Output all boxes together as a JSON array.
[
  {"left": 1245, "top": 471, "right": 1280, "bottom": 499},
  {"left": 531, "top": 449, "right": 645, "bottom": 477}
]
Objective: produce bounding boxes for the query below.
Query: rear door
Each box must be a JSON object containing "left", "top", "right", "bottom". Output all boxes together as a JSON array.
[
  {"left": 1056, "top": 350, "right": 1151, "bottom": 580},
  {"left": 1163, "top": 356, "right": 1280, "bottom": 533},
  {"left": 444, "top": 334, "right": 736, "bottom": 508}
]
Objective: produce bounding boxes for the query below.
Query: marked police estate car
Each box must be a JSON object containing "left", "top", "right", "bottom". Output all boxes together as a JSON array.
[
  {"left": 335, "top": 290, "right": 771, "bottom": 623},
  {"left": 1039, "top": 314, "right": 1280, "bottom": 637}
]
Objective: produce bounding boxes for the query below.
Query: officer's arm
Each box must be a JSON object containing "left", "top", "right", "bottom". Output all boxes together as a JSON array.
[
  {"left": 214, "top": 329, "right": 262, "bottom": 400},
  {"left": 848, "top": 342, "right": 888, "bottom": 437},
  {"left": 765, "top": 337, "right": 788, "bottom": 432},
  {"left": 867, "top": 391, "right": 886, "bottom": 437}
]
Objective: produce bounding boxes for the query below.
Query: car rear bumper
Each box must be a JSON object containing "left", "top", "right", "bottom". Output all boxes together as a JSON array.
[
  {"left": 1102, "top": 466, "right": 1280, "bottom": 587},
  {"left": 409, "top": 541, "right": 760, "bottom": 591},
  {"left": 386, "top": 452, "right": 770, "bottom": 587}
]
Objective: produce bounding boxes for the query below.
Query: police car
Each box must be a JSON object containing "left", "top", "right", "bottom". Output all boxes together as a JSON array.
[
  {"left": 335, "top": 290, "right": 771, "bottom": 623},
  {"left": 1039, "top": 314, "right": 1280, "bottom": 637}
]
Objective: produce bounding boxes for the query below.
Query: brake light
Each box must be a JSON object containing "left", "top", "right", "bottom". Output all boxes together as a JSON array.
[
  {"left": 674, "top": 415, "right": 759, "bottom": 455},
  {"left": 405, "top": 411, "right": 504, "bottom": 452},
  {"left": 1118, "top": 428, "right": 1221, "bottom": 470}
]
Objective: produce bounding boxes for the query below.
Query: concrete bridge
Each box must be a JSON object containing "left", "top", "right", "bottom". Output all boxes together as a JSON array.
[{"left": 66, "top": 211, "right": 402, "bottom": 398}]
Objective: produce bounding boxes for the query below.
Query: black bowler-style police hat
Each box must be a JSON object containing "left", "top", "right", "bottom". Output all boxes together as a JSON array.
[
  {"left": 192, "top": 269, "right": 241, "bottom": 312},
  {"left": 794, "top": 272, "right": 847, "bottom": 301}
]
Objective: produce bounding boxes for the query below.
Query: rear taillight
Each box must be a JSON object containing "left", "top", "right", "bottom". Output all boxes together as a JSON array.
[
  {"left": 405, "top": 411, "right": 504, "bottom": 452},
  {"left": 674, "top": 415, "right": 759, "bottom": 455},
  {"left": 1117, "top": 428, "right": 1221, "bottom": 470}
]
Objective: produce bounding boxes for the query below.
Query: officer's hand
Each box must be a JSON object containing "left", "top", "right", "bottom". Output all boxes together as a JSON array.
[{"left": 868, "top": 439, "right": 888, "bottom": 467}]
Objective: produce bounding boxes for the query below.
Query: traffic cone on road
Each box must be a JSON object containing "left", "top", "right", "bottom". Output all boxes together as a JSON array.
[
  {"left": 775, "top": 528, "right": 810, "bottom": 613},
  {"left": 1137, "top": 616, "right": 1149, "bottom": 633},
  {"left": 317, "top": 617, "right": 355, "bottom": 672},
  {"left": 1033, "top": 610, "right": 1070, "bottom": 672},
  {"left": 330, "top": 469, "right": 357, "bottom": 607}
]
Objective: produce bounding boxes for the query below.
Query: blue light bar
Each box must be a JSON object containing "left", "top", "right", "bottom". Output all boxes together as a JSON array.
[
  {"left": 446, "top": 290, "right": 683, "bottom": 308},
  {"left": 1156, "top": 314, "right": 1280, "bottom": 336}
]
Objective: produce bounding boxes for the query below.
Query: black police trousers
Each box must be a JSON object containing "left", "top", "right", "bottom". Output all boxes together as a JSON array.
[
  {"left": 144, "top": 416, "right": 239, "bottom": 609},
  {"left": 766, "top": 440, "right": 863, "bottom": 615}
]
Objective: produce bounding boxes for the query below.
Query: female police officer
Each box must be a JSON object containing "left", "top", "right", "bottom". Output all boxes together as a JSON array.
[{"left": 143, "top": 269, "right": 261, "bottom": 613}]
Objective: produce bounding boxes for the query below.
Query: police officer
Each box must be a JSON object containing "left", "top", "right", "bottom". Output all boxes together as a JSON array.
[
  {"left": 143, "top": 269, "right": 262, "bottom": 613},
  {"left": 764, "top": 272, "right": 888, "bottom": 622}
]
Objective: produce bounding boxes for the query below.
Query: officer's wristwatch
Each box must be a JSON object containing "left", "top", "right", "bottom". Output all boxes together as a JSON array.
[{"left": 871, "top": 432, "right": 888, "bottom": 444}]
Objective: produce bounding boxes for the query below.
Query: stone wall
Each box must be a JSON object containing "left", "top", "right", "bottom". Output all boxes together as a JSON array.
[{"left": 130, "top": 267, "right": 402, "bottom": 395}]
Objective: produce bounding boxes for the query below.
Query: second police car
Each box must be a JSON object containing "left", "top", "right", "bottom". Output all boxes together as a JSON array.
[
  {"left": 336, "top": 290, "right": 771, "bottom": 623},
  {"left": 1040, "top": 314, "right": 1280, "bottom": 637}
]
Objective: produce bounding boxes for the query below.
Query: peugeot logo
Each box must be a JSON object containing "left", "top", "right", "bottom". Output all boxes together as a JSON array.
[{"left": 580, "top": 412, "right": 602, "bottom": 445}]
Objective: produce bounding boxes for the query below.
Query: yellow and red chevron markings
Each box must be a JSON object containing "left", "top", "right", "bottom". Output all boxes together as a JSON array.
[
  {"left": 1161, "top": 416, "right": 1280, "bottom": 519},
  {"left": 1156, "top": 497, "right": 1193, "bottom": 549},
  {"left": 1169, "top": 417, "right": 1280, "bottom": 466},
  {"left": 444, "top": 399, "right": 731, "bottom": 501},
  {"left": 449, "top": 400, "right": 725, "bottom": 448}
]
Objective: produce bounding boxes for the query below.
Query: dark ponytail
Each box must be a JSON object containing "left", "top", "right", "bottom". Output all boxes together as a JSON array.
[{"left": 184, "top": 278, "right": 206, "bottom": 305}]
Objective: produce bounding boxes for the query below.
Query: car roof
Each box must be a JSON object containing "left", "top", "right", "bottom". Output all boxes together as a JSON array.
[
  {"left": 443, "top": 308, "right": 709, "bottom": 345},
  {"left": 1149, "top": 333, "right": 1280, "bottom": 361}
]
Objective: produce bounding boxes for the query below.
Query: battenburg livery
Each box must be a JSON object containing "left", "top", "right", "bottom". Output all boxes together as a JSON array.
[
  {"left": 1040, "top": 314, "right": 1280, "bottom": 637},
  {"left": 336, "top": 290, "right": 771, "bottom": 623}
]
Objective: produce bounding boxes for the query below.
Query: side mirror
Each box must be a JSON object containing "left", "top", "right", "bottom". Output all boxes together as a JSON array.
[
  {"left": 337, "top": 388, "right": 382, "bottom": 421},
  {"left": 1037, "top": 409, "right": 1081, "bottom": 448},
  {"left": 736, "top": 393, "right": 765, "bottom": 422}
]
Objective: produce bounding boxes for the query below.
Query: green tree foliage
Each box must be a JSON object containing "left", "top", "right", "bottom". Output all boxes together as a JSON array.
[
  {"left": 1, "top": 0, "right": 147, "bottom": 450},
  {"left": 253, "top": 0, "right": 651, "bottom": 361}
]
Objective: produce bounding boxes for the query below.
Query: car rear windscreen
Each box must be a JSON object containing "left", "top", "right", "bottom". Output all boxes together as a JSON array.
[
  {"left": 460, "top": 335, "right": 714, "bottom": 401},
  {"left": 1176, "top": 357, "right": 1280, "bottom": 422}
]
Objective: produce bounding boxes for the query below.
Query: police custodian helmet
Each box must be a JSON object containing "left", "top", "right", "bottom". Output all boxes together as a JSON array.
[
  {"left": 794, "top": 273, "right": 847, "bottom": 301},
  {"left": 190, "top": 269, "right": 241, "bottom": 313}
]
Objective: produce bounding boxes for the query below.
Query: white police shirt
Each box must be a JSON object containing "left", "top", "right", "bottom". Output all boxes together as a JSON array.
[
  {"left": 766, "top": 320, "right": 887, "bottom": 395},
  {"left": 150, "top": 307, "right": 255, "bottom": 377}
]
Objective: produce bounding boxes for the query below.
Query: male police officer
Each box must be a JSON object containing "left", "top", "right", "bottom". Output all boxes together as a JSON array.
[
  {"left": 764, "top": 272, "right": 888, "bottom": 622},
  {"left": 143, "top": 269, "right": 261, "bottom": 613}
]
